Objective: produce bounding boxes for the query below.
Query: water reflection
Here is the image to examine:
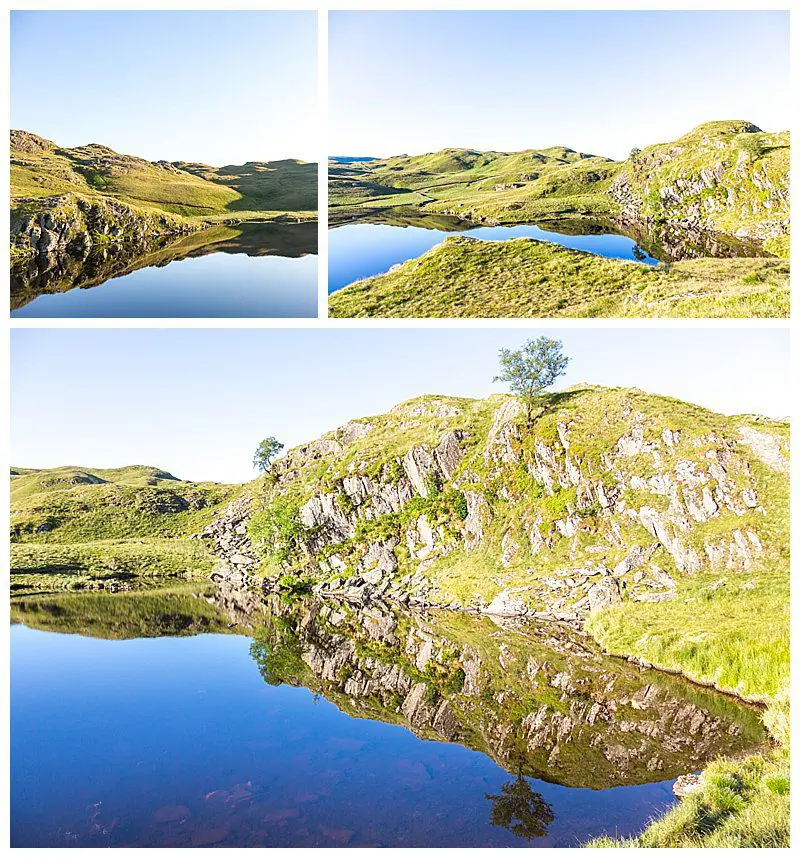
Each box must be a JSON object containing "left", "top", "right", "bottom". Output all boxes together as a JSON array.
[
  {"left": 328, "top": 211, "right": 770, "bottom": 292},
  {"left": 10, "top": 583, "right": 766, "bottom": 847},
  {"left": 487, "top": 774, "right": 555, "bottom": 841},
  {"left": 10, "top": 221, "right": 318, "bottom": 317}
]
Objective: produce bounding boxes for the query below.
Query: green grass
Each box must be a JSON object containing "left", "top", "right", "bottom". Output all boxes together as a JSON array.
[
  {"left": 10, "top": 464, "right": 241, "bottom": 543},
  {"left": 588, "top": 747, "right": 789, "bottom": 847},
  {"left": 10, "top": 539, "right": 215, "bottom": 596},
  {"left": 329, "top": 236, "right": 789, "bottom": 318},
  {"left": 10, "top": 464, "right": 245, "bottom": 596},
  {"left": 9, "top": 129, "right": 317, "bottom": 256},
  {"left": 586, "top": 568, "right": 788, "bottom": 702}
]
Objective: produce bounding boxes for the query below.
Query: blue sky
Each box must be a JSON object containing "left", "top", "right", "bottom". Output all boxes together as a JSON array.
[
  {"left": 330, "top": 10, "right": 789, "bottom": 159},
  {"left": 11, "top": 328, "right": 790, "bottom": 484},
  {"left": 11, "top": 11, "right": 317, "bottom": 165}
]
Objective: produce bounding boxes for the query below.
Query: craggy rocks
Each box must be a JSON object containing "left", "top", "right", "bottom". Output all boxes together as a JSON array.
[
  {"left": 608, "top": 122, "right": 789, "bottom": 249},
  {"left": 11, "top": 193, "right": 197, "bottom": 261},
  {"left": 197, "top": 391, "right": 786, "bottom": 626},
  {"left": 195, "top": 496, "right": 259, "bottom": 586}
]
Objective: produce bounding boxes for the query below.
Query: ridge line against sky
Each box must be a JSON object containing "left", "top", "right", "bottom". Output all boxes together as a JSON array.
[
  {"left": 329, "top": 10, "right": 789, "bottom": 161},
  {"left": 11, "top": 329, "right": 790, "bottom": 485},
  {"left": 10, "top": 10, "right": 318, "bottom": 166}
]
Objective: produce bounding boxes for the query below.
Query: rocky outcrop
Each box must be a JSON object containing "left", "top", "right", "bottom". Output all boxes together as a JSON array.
[
  {"left": 194, "top": 496, "right": 259, "bottom": 586},
  {"left": 10, "top": 193, "right": 198, "bottom": 261},
  {"left": 197, "top": 390, "right": 786, "bottom": 627},
  {"left": 608, "top": 122, "right": 790, "bottom": 249}
]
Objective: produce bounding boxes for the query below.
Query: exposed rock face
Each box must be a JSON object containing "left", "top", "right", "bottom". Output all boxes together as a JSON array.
[
  {"left": 10, "top": 193, "right": 197, "bottom": 261},
  {"left": 197, "top": 390, "right": 786, "bottom": 626},
  {"left": 608, "top": 122, "right": 790, "bottom": 248},
  {"left": 230, "top": 592, "right": 765, "bottom": 790},
  {"left": 195, "top": 496, "right": 259, "bottom": 586}
]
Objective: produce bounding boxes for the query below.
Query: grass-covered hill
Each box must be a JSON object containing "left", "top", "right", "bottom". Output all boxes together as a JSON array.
[
  {"left": 329, "top": 121, "right": 789, "bottom": 319},
  {"left": 198, "top": 387, "right": 789, "bottom": 702},
  {"left": 329, "top": 236, "right": 789, "bottom": 319},
  {"left": 330, "top": 121, "right": 789, "bottom": 248},
  {"left": 9, "top": 464, "right": 243, "bottom": 595},
  {"left": 610, "top": 121, "right": 790, "bottom": 254},
  {"left": 330, "top": 144, "right": 618, "bottom": 223},
  {"left": 10, "top": 130, "right": 317, "bottom": 259}
]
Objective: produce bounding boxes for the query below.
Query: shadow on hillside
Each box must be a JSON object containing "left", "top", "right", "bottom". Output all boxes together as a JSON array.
[{"left": 215, "top": 162, "right": 318, "bottom": 213}]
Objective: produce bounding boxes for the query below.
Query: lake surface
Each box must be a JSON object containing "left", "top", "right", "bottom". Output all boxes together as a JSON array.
[
  {"left": 11, "top": 223, "right": 318, "bottom": 318},
  {"left": 10, "top": 585, "right": 764, "bottom": 848},
  {"left": 328, "top": 221, "right": 659, "bottom": 293}
]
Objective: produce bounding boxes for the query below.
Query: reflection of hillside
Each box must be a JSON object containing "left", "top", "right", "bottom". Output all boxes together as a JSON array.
[
  {"left": 10, "top": 583, "right": 233, "bottom": 640},
  {"left": 10, "top": 581, "right": 767, "bottom": 791},
  {"left": 210, "top": 586, "right": 765, "bottom": 791},
  {"left": 331, "top": 208, "right": 770, "bottom": 264},
  {"left": 10, "top": 222, "right": 318, "bottom": 310}
]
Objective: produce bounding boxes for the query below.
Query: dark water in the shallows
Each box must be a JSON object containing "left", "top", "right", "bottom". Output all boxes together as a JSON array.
[
  {"left": 328, "top": 221, "right": 659, "bottom": 292},
  {"left": 11, "top": 222, "right": 318, "bottom": 318},
  {"left": 10, "top": 586, "right": 764, "bottom": 848}
]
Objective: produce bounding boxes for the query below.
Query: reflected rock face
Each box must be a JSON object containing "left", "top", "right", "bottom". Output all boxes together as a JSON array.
[
  {"left": 214, "top": 586, "right": 765, "bottom": 790},
  {"left": 10, "top": 222, "right": 318, "bottom": 310},
  {"left": 12, "top": 582, "right": 765, "bottom": 793},
  {"left": 347, "top": 210, "right": 771, "bottom": 264}
]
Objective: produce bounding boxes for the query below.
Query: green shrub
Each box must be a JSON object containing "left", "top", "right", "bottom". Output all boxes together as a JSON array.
[{"left": 248, "top": 498, "right": 308, "bottom": 564}]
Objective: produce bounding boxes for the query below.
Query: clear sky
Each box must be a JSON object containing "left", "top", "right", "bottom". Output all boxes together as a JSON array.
[
  {"left": 330, "top": 10, "right": 789, "bottom": 159},
  {"left": 11, "top": 11, "right": 317, "bottom": 165},
  {"left": 11, "top": 328, "right": 789, "bottom": 485}
]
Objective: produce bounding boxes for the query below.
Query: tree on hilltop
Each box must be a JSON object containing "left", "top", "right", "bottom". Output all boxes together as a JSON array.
[
  {"left": 494, "top": 336, "right": 570, "bottom": 425},
  {"left": 253, "top": 436, "right": 284, "bottom": 473}
]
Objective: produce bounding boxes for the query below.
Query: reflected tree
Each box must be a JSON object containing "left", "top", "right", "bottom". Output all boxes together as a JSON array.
[{"left": 485, "top": 773, "right": 555, "bottom": 841}]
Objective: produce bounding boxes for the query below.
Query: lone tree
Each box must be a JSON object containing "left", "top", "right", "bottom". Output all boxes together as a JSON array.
[
  {"left": 253, "top": 436, "right": 284, "bottom": 473},
  {"left": 494, "top": 336, "right": 570, "bottom": 424},
  {"left": 629, "top": 146, "right": 642, "bottom": 157},
  {"left": 485, "top": 774, "right": 554, "bottom": 842}
]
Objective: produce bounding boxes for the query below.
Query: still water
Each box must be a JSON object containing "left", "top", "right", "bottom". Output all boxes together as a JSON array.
[
  {"left": 328, "top": 221, "right": 659, "bottom": 293},
  {"left": 11, "top": 223, "right": 318, "bottom": 318},
  {"left": 10, "top": 586, "right": 763, "bottom": 848}
]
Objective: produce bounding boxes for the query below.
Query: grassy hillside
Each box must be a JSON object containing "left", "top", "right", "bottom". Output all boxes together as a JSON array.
[
  {"left": 225, "top": 388, "right": 789, "bottom": 699},
  {"left": 10, "top": 130, "right": 317, "bottom": 259},
  {"left": 329, "top": 236, "right": 789, "bottom": 318},
  {"left": 11, "top": 130, "right": 317, "bottom": 218},
  {"left": 330, "top": 122, "right": 789, "bottom": 244},
  {"left": 330, "top": 144, "right": 619, "bottom": 225},
  {"left": 10, "top": 464, "right": 243, "bottom": 594},
  {"left": 610, "top": 121, "right": 790, "bottom": 246}
]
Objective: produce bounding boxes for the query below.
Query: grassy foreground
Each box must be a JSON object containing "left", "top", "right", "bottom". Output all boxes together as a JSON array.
[{"left": 328, "top": 236, "right": 789, "bottom": 318}]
